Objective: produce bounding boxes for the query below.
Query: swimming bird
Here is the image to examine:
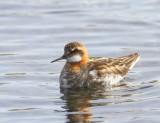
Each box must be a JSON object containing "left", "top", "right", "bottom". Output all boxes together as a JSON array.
[{"left": 51, "top": 42, "right": 140, "bottom": 88}]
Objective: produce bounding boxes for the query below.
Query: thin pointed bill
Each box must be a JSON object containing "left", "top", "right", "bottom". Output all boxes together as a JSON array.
[{"left": 51, "top": 55, "right": 65, "bottom": 63}]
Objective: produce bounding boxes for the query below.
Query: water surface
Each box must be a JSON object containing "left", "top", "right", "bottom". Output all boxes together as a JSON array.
[{"left": 0, "top": 0, "right": 160, "bottom": 123}]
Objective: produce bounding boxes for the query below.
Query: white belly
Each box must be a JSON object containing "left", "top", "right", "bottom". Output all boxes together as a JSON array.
[{"left": 89, "top": 71, "right": 124, "bottom": 86}]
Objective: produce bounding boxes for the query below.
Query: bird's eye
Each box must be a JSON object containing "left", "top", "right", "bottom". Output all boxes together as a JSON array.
[{"left": 71, "top": 48, "right": 78, "bottom": 52}]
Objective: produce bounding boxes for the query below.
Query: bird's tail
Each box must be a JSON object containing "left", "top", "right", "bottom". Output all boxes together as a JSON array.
[{"left": 118, "top": 53, "right": 140, "bottom": 70}]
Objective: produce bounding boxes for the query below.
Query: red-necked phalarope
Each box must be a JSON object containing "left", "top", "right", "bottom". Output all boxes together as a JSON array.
[{"left": 51, "top": 42, "right": 140, "bottom": 88}]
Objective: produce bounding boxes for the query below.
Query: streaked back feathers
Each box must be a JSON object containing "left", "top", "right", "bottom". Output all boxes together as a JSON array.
[{"left": 88, "top": 53, "right": 140, "bottom": 76}]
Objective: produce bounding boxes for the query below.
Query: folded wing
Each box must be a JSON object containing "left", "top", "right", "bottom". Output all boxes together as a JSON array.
[{"left": 89, "top": 53, "right": 140, "bottom": 76}]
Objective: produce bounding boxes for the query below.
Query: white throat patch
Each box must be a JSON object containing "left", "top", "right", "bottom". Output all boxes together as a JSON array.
[{"left": 67, "top": 55, "right": 82, "bottom": 62}]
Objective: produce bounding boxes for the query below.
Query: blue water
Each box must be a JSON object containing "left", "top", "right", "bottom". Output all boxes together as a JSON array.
[{"left": 0, "top": 0, "right": 160, "bottom": 123}]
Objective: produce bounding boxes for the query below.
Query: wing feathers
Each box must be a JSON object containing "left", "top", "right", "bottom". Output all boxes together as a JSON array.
[{"left": 89, "top": 53, "right": 140, "bottom": 76}]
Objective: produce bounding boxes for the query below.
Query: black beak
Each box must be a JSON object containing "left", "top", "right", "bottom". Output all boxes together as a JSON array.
[{"left": 51, "top": 55, "right": 65, "bottom": 63}]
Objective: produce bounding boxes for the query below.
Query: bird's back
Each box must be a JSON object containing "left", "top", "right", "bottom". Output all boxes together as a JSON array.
[{"left": 89, "top": 53, "right": 140, "bottom": 76}]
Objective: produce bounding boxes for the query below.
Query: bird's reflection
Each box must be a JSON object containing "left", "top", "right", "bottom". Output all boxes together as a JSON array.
[
  {"left": 60, "top": 87, "right": 111, "bottom": 123},
  {"left": 58, "top": 78, "right": 156, "bottom": 122}
]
